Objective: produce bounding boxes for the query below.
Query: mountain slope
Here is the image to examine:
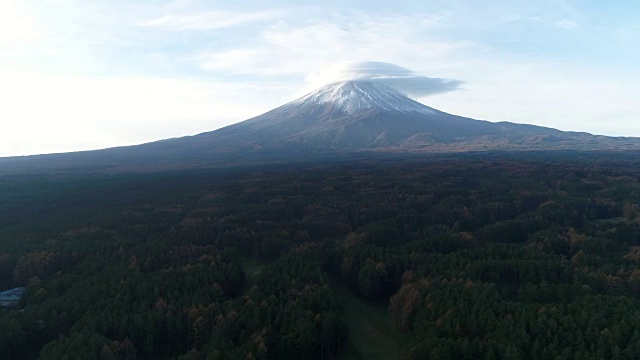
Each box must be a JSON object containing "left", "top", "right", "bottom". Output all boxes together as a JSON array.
[
  {"left": 180, "top": 80, "right": 617, "bottom": 152},
  {"left": 1, "top": 80, "right": 640, "bottom": 175}
]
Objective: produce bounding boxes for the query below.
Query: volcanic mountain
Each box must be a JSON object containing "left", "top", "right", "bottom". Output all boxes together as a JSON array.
[
  {"left": 2, "top": 80, "right": 639, "bottom": 174},
  {"left": 168, "top": 80, "right": 637, "bottom": 153}
]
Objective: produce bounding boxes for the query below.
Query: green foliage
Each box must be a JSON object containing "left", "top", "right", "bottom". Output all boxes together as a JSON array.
[{"left": 1, "top": 153, "right": 640, "bottom": 358}]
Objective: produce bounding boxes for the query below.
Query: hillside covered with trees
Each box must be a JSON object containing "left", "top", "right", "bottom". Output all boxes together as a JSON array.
[{"left": 2, "top": 152, "right": 640, "bottom": 359}]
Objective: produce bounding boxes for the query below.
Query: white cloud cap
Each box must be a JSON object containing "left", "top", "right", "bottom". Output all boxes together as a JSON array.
[{"left": 306, "top": 61, "right": 463, "bottom": 97}]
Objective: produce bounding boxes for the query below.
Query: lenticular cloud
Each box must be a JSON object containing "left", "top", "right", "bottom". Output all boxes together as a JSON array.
[{"left": 308, "top": 61, "right": 463, "bottom": 97}]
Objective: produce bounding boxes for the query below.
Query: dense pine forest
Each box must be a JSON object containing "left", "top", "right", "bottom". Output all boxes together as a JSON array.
[{"left": 2, "top": 152, "right": 640, "bottom": 359}]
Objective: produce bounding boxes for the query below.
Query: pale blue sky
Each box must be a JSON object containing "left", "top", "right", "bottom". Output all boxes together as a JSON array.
[{"left": 1, "top": 0, "right": 639, "bottom": 156}]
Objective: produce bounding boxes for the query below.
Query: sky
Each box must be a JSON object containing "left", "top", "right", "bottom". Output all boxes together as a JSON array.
[{"left": 1, "top": 0, "right": 640, "bottom": 156}]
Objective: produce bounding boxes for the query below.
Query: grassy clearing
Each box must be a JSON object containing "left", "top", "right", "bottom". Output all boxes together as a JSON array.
[
  {"left": 240, "top": 258, "right": 409, "bottom": 359},
  {"left": 241, "top": 258, "right": 264, "bottom": 286},
  {"left": 335, "top": 285, "right": 410, "bottom": 360}
]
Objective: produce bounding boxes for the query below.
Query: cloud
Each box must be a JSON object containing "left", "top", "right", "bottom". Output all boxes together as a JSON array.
[
  {"left": 306, "top": 61, "right": 463, "bottom": 97},
  {"left": 138, "top": 10, "right": 277, "bottom": 31},
  {"left": 554, "top": 19, "right": 579, "bottom": 30},
  {"left": 192, "top": 15, "right": 474, "bottom": 80}
]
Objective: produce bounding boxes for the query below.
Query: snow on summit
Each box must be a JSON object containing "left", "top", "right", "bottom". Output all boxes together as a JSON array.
[{"left": 293, "top": 80, "right": 437, "bottom": 115}]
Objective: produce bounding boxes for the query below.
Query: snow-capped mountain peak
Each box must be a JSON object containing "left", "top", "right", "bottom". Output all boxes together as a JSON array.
[
  {"left": 291, "top": 80, "right": 436, "bottom": 115},
  {"left": 200, "top": 78, "right": 615, "bottom": 152}
]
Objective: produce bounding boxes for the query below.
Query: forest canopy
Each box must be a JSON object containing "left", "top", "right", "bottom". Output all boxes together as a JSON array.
[{"left": 1, "top": 152, "right": 640, "bottom": 359}]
